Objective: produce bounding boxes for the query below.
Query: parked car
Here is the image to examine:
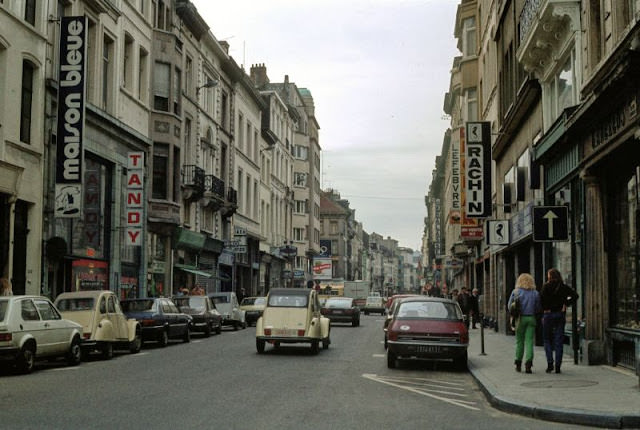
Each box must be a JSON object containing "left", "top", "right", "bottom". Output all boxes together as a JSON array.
[
  {"left": 320, "top": 297, "right": 360, "bottom": 327},
  {"left": 54, "top": 290, "right": 142, "bottom": 359},
  {"left": 0, "top": 295, "right": 83, "bottom": 373},
  {"left": 256, "top": 288, "right": 331, "bottom": 354},
  {"left": 121, "top": 298, "right": 192, "bottom": 346},
  {"left": 208, "top": 292, "right": 246, "bottom": 330},
  {"left": 363, "top": 295, "right": 386, "bottom": 315},
  {"left": 384, "top": 294, "right": 420, "bottom": 311},
  {"left": 173, "top": 295, "right": 222, "bottom": 336},
  {"left": 386, "top": 297, "right": 468, "bottom": 370},
  {"left": 239, "top": 296, "right": 266, "bottom": 327}
]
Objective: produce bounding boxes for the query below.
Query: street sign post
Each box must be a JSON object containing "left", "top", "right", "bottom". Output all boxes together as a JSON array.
[{"left": 532, "top": 206, "right": 569, "bottom": 242}]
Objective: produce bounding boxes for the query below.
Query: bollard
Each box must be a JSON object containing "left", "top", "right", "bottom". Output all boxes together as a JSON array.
[{"left": 479, "top": 312, "right": 487, "bottom": 355}]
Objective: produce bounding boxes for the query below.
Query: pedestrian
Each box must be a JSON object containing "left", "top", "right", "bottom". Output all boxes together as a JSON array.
[
  {"left": 457, "top": 287, "right": 471, "bottom": 328},
  {"left": 508, "top": 273, "right": 541, "bottom": 373},
  {"left": 540, "top": 268, "right": 579, "bottom": 374},
  {"left": 470, "top": 288, "right": 480, "bottom": 329},
  {"left": 0, "top": 277, "right": 12, "bottom": 296}
]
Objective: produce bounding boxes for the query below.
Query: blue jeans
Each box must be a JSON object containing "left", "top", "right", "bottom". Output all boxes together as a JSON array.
[{"left": 542, "top": 312, "right": 565, "bottom": 366}]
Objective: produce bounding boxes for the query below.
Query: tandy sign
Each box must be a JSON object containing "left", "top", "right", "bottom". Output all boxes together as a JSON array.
[
  {"left": 55, "top": 16, "right": 87, "bottom": 218},
  {"left": 464, "top": 122, "right": 492, "bottom": 218},
  {"left": 126, "top": 152, "right": 144, "bottom": 246}
]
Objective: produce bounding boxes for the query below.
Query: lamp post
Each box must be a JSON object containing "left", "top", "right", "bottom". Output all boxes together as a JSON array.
[{"left": 280, "top": 241, "right": 297, "bottom": 288}]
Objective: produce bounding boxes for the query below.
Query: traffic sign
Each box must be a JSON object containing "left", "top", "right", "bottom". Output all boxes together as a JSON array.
[
  {"left": 532, "top": 206, "right": 569, "bottom": 242},
  {"left": 486, "top": 220, "right": 510, "bottom": 245}
]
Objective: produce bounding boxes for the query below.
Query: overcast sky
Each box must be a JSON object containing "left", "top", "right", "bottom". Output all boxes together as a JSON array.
[{"left": 193, "top": 0, "right": 460, "bottom": 250}]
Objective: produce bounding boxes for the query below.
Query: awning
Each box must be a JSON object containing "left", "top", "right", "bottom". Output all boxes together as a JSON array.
[
  {"left": 174, "top": 227, "right": 206, "bottom": 251},
  {"left": 175, "top": 264, "right": 212, "bottom": 278}
]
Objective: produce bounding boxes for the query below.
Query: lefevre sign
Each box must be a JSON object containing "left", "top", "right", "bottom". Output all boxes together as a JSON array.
[
  {"left": 126, "top": 152, "right": 144, "bottom": 246},
  {"left": 464, "top": 122, "right": 492, "bottom": 218},
  {"left": 55, "top": 16, "right": 87, "bottom": 218}
]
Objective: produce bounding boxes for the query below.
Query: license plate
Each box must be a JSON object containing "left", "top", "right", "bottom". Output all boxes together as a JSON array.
[
  {"left": 332, "top": 310, "right": 343, "bottom": 314},
  {"left": 417, "top": 345, "right": 442, "bottom": 353},
  {"left": 272, "top": 329, "right": 297, "bottom": 336}
]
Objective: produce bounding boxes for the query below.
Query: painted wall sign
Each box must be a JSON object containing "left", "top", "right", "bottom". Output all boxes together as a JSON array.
[
  {"left": 126, "top": 152, "right": 144, "bottom": 246},
  {"left": 465, "top": 122, "right": 492, "bottom": 218}
]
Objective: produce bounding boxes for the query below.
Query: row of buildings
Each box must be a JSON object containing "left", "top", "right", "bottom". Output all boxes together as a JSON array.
[
  {"left": 422, "top": 0, "right": 640, "bottom": 376},
  {"left": 0, "top": 1, "right": 419, "bottom": 305}
]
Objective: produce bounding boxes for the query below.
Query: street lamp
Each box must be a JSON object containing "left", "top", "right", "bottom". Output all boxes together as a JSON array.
[{"left": 196, "top": 78, "right": 219, "bottom": 96}]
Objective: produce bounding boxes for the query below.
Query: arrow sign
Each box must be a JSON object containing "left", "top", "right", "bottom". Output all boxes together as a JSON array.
[{"left": 532, "top": 206, "right": 569, "bottom": 242}]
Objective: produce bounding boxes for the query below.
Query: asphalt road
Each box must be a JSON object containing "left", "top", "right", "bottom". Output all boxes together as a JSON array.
[{"left": 1, "top": 314, "right": 581, "bottom": 430}]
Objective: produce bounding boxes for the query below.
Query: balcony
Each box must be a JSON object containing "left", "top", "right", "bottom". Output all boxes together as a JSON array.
[
  {"left": 221, "top": 187, "right": 238, "bottom": 219},
  {"left": 201, "top": 174, "right": 225, "bottom": 210},
  {"left": 517, "top": 0, "right": 580, "bottom": 78},
  {"left": 181, "top": 165, "right": 205, "bottom": 201}
]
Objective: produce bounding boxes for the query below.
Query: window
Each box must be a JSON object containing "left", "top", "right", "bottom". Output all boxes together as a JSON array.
[
  {"left": 545, "top": 49, "right": 577, "bottom": 126},
  {"left": 185, "top": 56, "right": 193, "bottom": 97},
  {"left": 153, "top": 62, "right": 170, "bottom": 111},
  {"left": 294, "top": 172, "right": 307, "bottom": 187},
  {"left": 123, "top": 34, "right": 134, "bottom": 90},
  {"left": 173, "top": 67, "right": 181, "bottom": 114},
  {"left": 138, "top": 48, "right": 148, "bottom": 101},
  {"left": 21, "top": 300, "right": 40, "bottom": 321},
  {"left": 462, "top": 16, "right": 476, "bottom": 57},
  {"left": 221, "top": 91, "right": 229, "bottom": 130},
  {"left": 34, "top": 299, "right": 60, "bottom": 321},
  {"left": 294, "top": 145, "right": 308, "bottom": 160},
  {"left": 294, "top": 228, "right": 305, "bottom": 241},
  {"left": 237, "top": 113, "right": 244, "bottom": 152},
  {"left": 245, "top": 173, "right": 251, "bottom": 215},
  {"left": 237, "top": 170, "right": 243, "bottom": 212},
  {"left": 102, "top": 35, "right": 114, "bottom": 111},
  {"left": 294, "top": 200, "right": 307, "bottom": 214},
  {"left": 465, "top": 87, "right": 478, "bottom": 122},
  {"left": 330, "top": 222, "right": 338, "bottom": 234},
  {"left": 24, "top": 0, "right": 36, "bottom": 25},
  {"left": 20, "top": 61, "right": 34, "bottom": 144},
  {"left": 184, "top": 117, "right": 192, "bottom": 162},
  {"left": 152, "top": 143, "right": 169, "bottom": 199},
  {"left": 153, "top": 0, "right": 170, "bottom": 31}
]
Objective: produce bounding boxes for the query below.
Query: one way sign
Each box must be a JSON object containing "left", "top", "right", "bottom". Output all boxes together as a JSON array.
[{"left": 532, "top": 206, "right": 569, "bottom": 242}]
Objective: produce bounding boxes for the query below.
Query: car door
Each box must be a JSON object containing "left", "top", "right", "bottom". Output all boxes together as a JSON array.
[
  {"left": 33, "top": 298, "right": 69, "bottom": 355},
  {"left": 167, "top": 300, "right": 188, "bottom": 335},
  {"left": 159, "top": 299, "right": 175, "bottom": 336},
  {"left": 108, "top": 295, "right": 127, "bottom": 341},
  {"left": 19, "top": 298, "right": 49, "bottom": 355}
]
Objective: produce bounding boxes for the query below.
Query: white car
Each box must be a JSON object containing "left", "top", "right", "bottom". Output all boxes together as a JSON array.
[
  {"left": 208, "top": 292, "right": 246, "bottom": 330},
  {"left": 0, "top": 295, "right": 83, "bottom": 373}
]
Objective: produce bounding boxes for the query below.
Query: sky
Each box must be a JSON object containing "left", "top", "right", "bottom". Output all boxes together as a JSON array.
[{"left": 193, "top": 0, "right": 460, "bottom": 250}]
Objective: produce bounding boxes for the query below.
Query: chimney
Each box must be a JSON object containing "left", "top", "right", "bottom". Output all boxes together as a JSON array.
[
  {"left": 219, "top": 40, "right": 229, "bottom": 54},
  {"left": 250, "top": 63, "right": 269, "bottom": 87}
]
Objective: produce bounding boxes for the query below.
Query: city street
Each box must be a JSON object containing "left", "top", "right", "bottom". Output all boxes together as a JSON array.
[{"left": 0, "top": 314, "right": 581, "bottom": 430}]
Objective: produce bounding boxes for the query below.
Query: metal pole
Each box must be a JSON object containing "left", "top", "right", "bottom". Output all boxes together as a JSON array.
[{"left": 479, "top": 312, "right": 487, "bottom": 355}]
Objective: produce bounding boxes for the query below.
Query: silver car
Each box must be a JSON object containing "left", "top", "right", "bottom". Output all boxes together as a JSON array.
[{"left": 0, "top": 295, "right": 83, "bottom": 373}]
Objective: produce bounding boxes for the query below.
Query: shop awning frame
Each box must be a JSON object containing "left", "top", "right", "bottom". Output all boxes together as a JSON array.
[{"left": 175, "top": 264, "right": 212, "bottom": 278}]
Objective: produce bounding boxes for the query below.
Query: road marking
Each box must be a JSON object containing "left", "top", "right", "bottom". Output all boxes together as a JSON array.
[
  {"left": 362, "top": 373, "right": 479, "bottom": 411},
  {"left": 129, "top": 352, "right": 150, "bottom": 357},
  {"left": 372, "top": 354, "right": 386, "bottom": 358},
  {"left": 49, "top": 367, "right": 80, "bottom": 371}
]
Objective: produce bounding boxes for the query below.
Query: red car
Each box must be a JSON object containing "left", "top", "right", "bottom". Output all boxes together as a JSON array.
[
  {"left": 386, "top": 297, "right": 468, "bottom": 370},
  {"left": 320, "top": 297, "right": 360, "bottom": 327}
]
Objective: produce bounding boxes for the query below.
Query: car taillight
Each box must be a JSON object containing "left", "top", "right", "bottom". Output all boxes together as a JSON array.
[
  {"left": 297, "top": 329, "right": 305, "bottom": 336},
  {"left": 264, "top": 328, "right": 271, "bottom": 336},
  {"left": 0, "top": 333, "right": 12, "bottom": 341},
  {"left": 320, "top": 308, "right": 327, "bottom": 315},
  {"left": 141, "top": 319, "right": 156, "bottom": 326},
  {"left": 460, "top": 330, "right": 469, "bottom": 344},
  {"left": 83, "top": 332, "right": 91, "bottom": 339},
  {"left": 388, "top": 330, "right": 398, "bottom": 341}
]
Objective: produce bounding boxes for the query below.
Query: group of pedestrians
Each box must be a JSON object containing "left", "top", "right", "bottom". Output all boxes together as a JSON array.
[{"left": 507, "top": 268, "right": 578, "bottom": 374}]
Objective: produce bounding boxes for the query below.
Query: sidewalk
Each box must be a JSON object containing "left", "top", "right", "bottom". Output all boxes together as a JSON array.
[{"left": 467, "top": 328, "right": 640, "bottom": 429}]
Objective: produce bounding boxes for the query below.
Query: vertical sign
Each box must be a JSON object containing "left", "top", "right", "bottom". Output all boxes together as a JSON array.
[
  {"left": 55, "top": 16, "right": 88, "bottom": 218},
  {"left": 126, "top": 152, "right": 144, "bottom": 246},
  {"left": 434, "top": 198, "right": 442, "bottom": 257},
  {"left": 450, "top": 139, "right": 461, "bottom": 223},
  {"left": 465, "top": 122, "right": 492, "bottom": 218}
]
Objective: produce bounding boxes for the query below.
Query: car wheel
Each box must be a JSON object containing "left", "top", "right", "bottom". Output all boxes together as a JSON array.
[
  {"left": 453, "top": 352, "right": 468, "bottom": 371},
  {"left": 204, "top": 323, "right": 212, "bottom": 338},
  {"left": 242, "top": 320, "right": 247, "bottom": 329},
  {"left": 352, "top": 319, "right": 358, "bottom": 327},
  {"left": 183, "top": 328, "right": 191, "bottom": 343},
  {"left": 18, "top": 343, "right": 36, "bottom": 374},
  {"left": 322, "top": 337, "right": 330, "bottom": 350},
  {"left": 129, "top": 331, "right": 142, "bottom": 353},
  {"left": 256, "top": 339, "right": 265, "bottom": 354},
  {"left": 310, "top": 340, "right": 319, "bottom": 354},
  {"left": 215, "top": 324, "right": 222, "bottom": 335},
  {"left": 274, "top": 341, "right": 281, "bottom": 349},
  {"left": 364, "top": 311, "right": 369, "bottom": 316},
  {"left": 387, "top": 350, "right": 397, "bottom": 369},
  {"left": 102, "top": 342, "right": 114, "bottom": 360},
  {"left": 158, "top": 330, "right": 169, "bottom": 347},
  {"left": 233, "top": 321, "right": 239, "bottom": 331},
  {"left": 67, "top": 336, "right": 82, "bottom": 365}
]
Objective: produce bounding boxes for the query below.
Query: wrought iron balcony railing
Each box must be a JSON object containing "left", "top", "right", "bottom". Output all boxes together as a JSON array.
[{"left": 181, "top": 165, "right": 205, "bottom": 200}]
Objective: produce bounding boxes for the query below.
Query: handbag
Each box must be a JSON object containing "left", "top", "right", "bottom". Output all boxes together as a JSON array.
[{"left": 509, "top": 289, "right": 521, "bottom": 318}]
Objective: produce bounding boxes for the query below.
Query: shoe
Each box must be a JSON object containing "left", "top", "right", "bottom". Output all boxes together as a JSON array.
[
  {"left": 525, "top": 361, "right": 532, "bottom": 374},
  {"left": 546, "top": 363, "right": 554, "bottom": 373},
  {"left": 555, "top": 367, "right": 561, "bottom": 374},
  {"left": 514, "top": 360, "right": 522, "bottom": 372}
]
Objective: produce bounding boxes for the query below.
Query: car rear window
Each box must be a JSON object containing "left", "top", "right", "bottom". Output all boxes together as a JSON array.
[
  {"left": 56, "top": 298, "right": 95, "bottom": 311},
  {"left": 0, "top": 300, "right": 7, "bottom": 322},
  {"left": 268, "top": 294, "right": 308, "bottom": 308},
  {"left": 325, "top": 299, "right": 352, "bottom": 309},
  {"left": 254, "top": 297, "right": 266, "bottom": 306},
  {"left": 211, "top": 295, "right": 229, "bottom": 304},
  {"left": 121, "top": 299, "right": 156, "bottom": 312},
  {"left": 241, "top": 298, "right": 256, "bottom": 306},
  {"left": 397, "top": 301, "right": 461, "bottom": 320}
]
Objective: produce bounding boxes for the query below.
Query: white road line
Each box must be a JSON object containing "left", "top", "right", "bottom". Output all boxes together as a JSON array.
[
  {"left": 49, "top": 367, "right": 80, "bottom": 371},
  {"left": 362, "top": 373, "right": 480, "bottom": 411},
  {"left": 372, "top": 354, "right": 386, "bottom": 358}
]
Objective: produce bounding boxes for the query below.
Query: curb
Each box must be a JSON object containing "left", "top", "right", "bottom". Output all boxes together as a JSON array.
[{"left": 468, "top": 363, "right": 640, "bottom": 429}]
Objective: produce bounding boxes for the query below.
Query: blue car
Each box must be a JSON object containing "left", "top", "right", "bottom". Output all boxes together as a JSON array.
[{"left": 121, "top": 298, "right": 192, "bottom": 346}]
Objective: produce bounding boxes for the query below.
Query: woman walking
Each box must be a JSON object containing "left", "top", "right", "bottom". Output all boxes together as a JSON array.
[
  {"left": 540, "top": 268, "right": 578, "bottom": 373},
  {"left": 508, "top": 273, "right": 541, "bottom": 373}
]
